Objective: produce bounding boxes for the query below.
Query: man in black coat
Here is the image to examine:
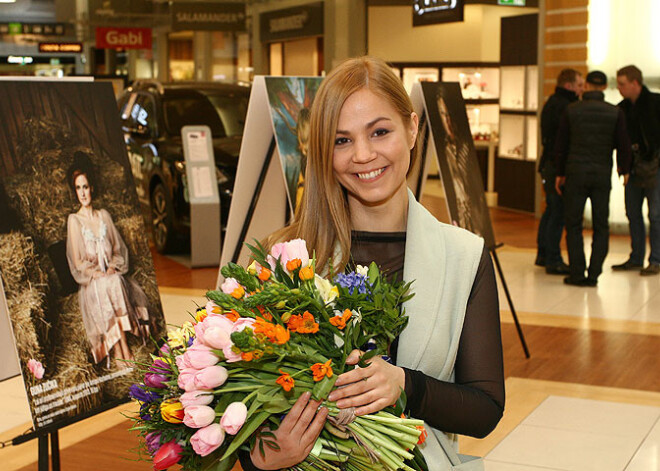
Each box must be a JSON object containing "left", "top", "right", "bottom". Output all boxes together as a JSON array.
[
  {"left": 555, "top": 71, "right": 631, "bottom": 286},
  {"left": 612, "top": 65, "right": 660, "bottom": 275},
  {"left": 536, "top": 69, "right": 583, "bottom": 274}
]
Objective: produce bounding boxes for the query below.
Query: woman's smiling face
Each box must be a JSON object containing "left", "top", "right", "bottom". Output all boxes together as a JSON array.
[
  {"left": 75, "top": 173, "right": 92, "bottom": 208},
  {"left": 332, "top": 87, "right": 418, "bottom": 210}
]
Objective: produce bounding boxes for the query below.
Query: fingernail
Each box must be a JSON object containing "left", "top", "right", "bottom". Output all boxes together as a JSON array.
[{"left": 327, "top": 393, "right": 335, "bottom": 401}]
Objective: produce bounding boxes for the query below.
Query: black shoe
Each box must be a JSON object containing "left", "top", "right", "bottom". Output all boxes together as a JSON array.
[
  {"left": 564, "top": 276, "right": 597, "bottom": 287},
  {"left": 546, "top": 262, "right": 570, "bottom": 275},
  {"left": 640, "top": 263, "right": 660, "bottom": 276},
  {"left": 612, "top": 260, "right": 643, "bottom": 271},
  {"left": 535, "top": 256, "right": 546, "bottom": 267}
]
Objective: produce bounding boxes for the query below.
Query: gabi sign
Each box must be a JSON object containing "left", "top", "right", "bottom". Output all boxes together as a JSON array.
[
  {"left": 171, "top": 2, "right": 246, "bottom": 32},
  {"left": 260, "top": 2, "right": 323, "bottom": 43},
  {"left": 95, "top": 27, "right": 152, "bottom": 50}
]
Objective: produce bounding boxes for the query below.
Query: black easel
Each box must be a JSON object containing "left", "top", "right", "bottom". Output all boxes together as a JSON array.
[
  {"left": 415, "top": 111, "right": 429, "bottom": 197},
  {"left": 34, "top": 431, "right": 60, "bottom": 471},
  {"left": 490, "top": 243, "right": 530, "bottom": 358},
  {"left": 231, "top": 137, "right": 276, "bottom": 264}
]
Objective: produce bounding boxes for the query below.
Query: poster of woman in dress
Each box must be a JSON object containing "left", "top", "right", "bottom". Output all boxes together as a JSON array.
[
  {"left": 0, "top": 80, "right": 165, "bottom": 430},
  {"left": 422, "top": 82, "right": 496, "bottom": 248},
  {"left": 264, "top": 77, "right": 322, "bottom": 213}
]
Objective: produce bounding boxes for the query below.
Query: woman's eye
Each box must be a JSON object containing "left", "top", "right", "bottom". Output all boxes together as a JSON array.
[
  {"left": 334, "top": 137, "right": 350, "bottom": 146},
  {"left": 373, "top": 128, "right": 390, "bottom": 137}
]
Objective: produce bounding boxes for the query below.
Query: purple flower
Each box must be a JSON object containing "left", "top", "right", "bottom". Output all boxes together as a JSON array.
[
  {"left": 149, "top": 358, "right": 171, "bottom": 374},
  {"left": 159, "top": 344, "right": 171, "bottom": 356},
  {"left": 129, "top": 384, "right": 160, "bottom": 403},
  {"left": 334, "top": 271, "right": 368, "bottom": 295},
  {"left": 145, "top": 432, "right": 162, "bottom": 455},
  {"left": 144, "top": 372, "right": 168, "bottom": 389}
]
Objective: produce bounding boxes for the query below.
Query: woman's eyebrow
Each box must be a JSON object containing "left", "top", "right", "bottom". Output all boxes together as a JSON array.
[{"left": 336, "top": 117, "right": 391, "bottom": 135}]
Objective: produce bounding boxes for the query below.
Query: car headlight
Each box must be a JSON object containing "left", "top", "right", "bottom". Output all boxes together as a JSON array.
[
  {"left": 216, "top": 168, "right": 229, "bottom": 185},
  {"left": 174, "top": 160, "right": 186, "bottom": 174}
]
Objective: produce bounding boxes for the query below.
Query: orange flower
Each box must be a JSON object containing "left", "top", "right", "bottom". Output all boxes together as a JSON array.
[
  {"left": 299, "top": 265, "right": 314, "bottom": 281},
  {"left": 329, "top": 309, "right": 352, "bottom": 330},
  {"left": 416, "top": 425, "right": 428, "bottom": 445},
  {"left": 272, "top": 325, "right": 290, "bottom": 344},
  {"left": 286, "top": 314, "right": 302, "bottom": 332},
  {"left": 297, "top": 311, "right": 319, "bottom": 334},
  {"left": 231, "top": 285, "right": 245, "bottom": 299},
  {"left": 258, "top": 267, "right": 271, "bottom": 281},
  {"left": 311, "top": 360, "right": 333, "bottom": 382},
  {"left": 256, "top": 305, "right": 273, "bottom": 321},
  {"left": 194, "top": 308, "right": 208, "bottom": 324},
  {"left": 254, "top": 318, "right": 276, "bottom": 339},
  {"left": 241, "top": 351, "right": 254, "bottom": 362},
  {"left": 224, "top": 309, "right": 240, "bottom": 322},
  {"left": 276, "top": 370, "right": 295, "bottom": 392},
  {"left": 286, "top": 258, "right": 302, "bottom": 272}
]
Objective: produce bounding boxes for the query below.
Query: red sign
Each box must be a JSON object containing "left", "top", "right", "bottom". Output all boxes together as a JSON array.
[{"left": 95, "top": 27, "right": 152, "bottom": 50}]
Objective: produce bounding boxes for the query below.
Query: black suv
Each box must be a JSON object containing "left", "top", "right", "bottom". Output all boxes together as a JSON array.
[{"left": 117, "top": 80, "right": 249, "bottom": 253}]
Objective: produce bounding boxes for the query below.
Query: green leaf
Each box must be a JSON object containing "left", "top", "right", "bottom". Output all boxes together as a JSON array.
[
  {"left": 368, "top": 262, "right": 380, "bottom": 284},
  {"left": 312, "top": 374, "right": 337, "bottom": 401},
  {"left": 220, "top": 411, "right": 270, "bottom": 460}
]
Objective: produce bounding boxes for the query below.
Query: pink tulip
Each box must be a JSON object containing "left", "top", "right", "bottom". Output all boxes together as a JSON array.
[
  {"left": 195, "top": 315, "right": 233, "bottom": 348},
  {"left": 152, "top": 440, "right": 183, "bottom": 470},
  {"left": 220, "top": 277, "right": 241, "bottom": 295},
  {"left": 180, "top": 390, "right": 214, "bottom": 408},
  {"left": 178, "top": 367, "right": 199, "bottom": 392},
  {"left": 183, "top": 405, "right": 216, "bottom": 428},
  {"left": 220, "top": 402, "right": 248, "bottom": 435},
  {"left": 184, "top": 344, "right": 219, "bottom": 369},
  {"left": 205, "top": 300, "right": 219, "bottom": 315},
  {"left": 203, "top": 326, "right": 233, "bottom": 350},
  {"left": 175, "top": 354, "right": 191, "bottom": 371},
  {"left": 194, "top": 365, "right": 228, "bottom": 389},
  {"left": 190, "top": 424, "right": 225, "bottom": 457},
  {"left": 27, "top": 359, "right": 44, "bottom": 379},
  {"left": 267, "top": 239, "right": 309, "bottom": 272},
  {"left": 223, "top": 345, "right": 242, "bottom": 363},
  {"left": 231, "top": 317, "right": 255, "bottom": 334}
]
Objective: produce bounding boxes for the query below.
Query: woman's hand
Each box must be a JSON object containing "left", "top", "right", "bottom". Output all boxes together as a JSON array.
[
  {"left": 327, "top": 349, "right": 405, "bottom": 416},
  {"left": 92, "top": 271, "right": 103, "bottom": 280},
  {"left": 249, "top": 391, "right": 328, "bottom": 470},
  {"left": 107, "top": 267, "right": 116, "bottom": 275}
]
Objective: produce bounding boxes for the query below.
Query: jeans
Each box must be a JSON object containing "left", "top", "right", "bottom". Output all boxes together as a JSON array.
[
  {"left": 564, "top": 172, "right": 611, "bottom": 280},
  {"left": 624, "top": 171, "right": 660, "bottom": 265},
  {"left": 537, "top": 168, "right": 565, "bottom": 266}
]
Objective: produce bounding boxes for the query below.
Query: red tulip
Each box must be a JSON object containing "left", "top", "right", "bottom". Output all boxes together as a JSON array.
[{"left": 153, "top": 440, "right": 183, "bottom": 470}]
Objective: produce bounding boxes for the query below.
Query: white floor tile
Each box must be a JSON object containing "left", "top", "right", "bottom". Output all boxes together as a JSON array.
[
  {"left": 626, "top": 417, "right": 660, "bottom": 471},
  {"left": 523, "top": 396, "right": 660, "bottom": 439},
  {"left": 485, "top": 461, "right": 564, "bottom": 471},
  {"left": 486, "top": 424, "right": 642, "bottom": 471}
]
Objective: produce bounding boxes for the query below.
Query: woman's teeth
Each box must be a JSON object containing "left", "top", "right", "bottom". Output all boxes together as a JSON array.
[{"left": 357, "top": 168, "right": 384, "bottom": 180}]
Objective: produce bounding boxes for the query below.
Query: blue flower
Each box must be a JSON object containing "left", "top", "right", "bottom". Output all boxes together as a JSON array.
[
  {"left": 334, "top": 271, "right": 368, "bottom": 295},
  {"left": 129, "top": 384, "right": 160, "bottom": 403}
]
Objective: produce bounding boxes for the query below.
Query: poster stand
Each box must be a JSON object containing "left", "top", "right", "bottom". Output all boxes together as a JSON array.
[{"left": 411, "top": 82, "right": 530, "bottom": 358}]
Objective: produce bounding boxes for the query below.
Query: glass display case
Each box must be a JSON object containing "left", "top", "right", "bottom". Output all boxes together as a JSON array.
[
  {"left": 500, "top": 66, "right": 525, "bottom": 110},
  {"left": 499, "top": 114, "right": 525, "bottom": 159},
  {"left": 526, "top": 115, "right": 538, "bottom": 160},
  {"left": 466, "top": 104, "right": 499, "bottom": 141},
  {"left": 442, "top": 67, "right": 500, "bottom": 100},
  {"left": 498, "top": 65, "right": 538, "bottom": 160},
  {"left": 525, "top": 66, "right": 538, "bottom": 111},
  {"left": 401, "top": 67, "right": 439, "bottom": 94}
]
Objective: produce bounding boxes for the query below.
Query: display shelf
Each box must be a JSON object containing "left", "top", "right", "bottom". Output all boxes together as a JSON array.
[
  {"left": 500, "top": 66, "right": 525, "bottom": 110},
  {"left": 526, "top": 65, "right": 538, "bottom": 111},
  {"left": 441, "top": 67, "right": 500, "bottom": 100},
  {"left": 526, "top": 115, "right": 538, "bottom": 160},
  {"left": 467, "top": 103, "right": 499, "bottom": 141},
  {"left": 401, "top": 67, "right": 439, "bottom": 94},
  {"left": 498, "top": 113, "right": 525, "bottom": 159}
]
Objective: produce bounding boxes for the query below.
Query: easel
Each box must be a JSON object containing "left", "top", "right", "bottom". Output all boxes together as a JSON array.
[{"left": 414, "top": 103, "right": 530, "bottom": 359}]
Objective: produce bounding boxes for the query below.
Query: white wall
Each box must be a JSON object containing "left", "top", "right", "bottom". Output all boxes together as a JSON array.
[{"left": 368, "top": 5, "right": 537, "bottom": 63}]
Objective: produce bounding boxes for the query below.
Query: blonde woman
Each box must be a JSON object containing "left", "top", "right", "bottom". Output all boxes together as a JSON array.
[{"left": 244, "top": 57, "right": 504, "bottom": 470}]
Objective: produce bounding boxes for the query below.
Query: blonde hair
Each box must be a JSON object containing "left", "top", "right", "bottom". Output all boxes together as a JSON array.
[{"left": 267, "top": 56, "right": 418, "bottom": 273}]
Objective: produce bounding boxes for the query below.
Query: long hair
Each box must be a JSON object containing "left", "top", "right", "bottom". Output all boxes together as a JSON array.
[{"left": 266, "top": 56, "right": 419, "bottom": 273}]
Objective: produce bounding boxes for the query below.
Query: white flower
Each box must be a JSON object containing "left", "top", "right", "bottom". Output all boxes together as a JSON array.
[
  {"left": 356, "top": 265, "right": 369, "bottom": 277},
  {"left": 314, "top": 274, "right": 339, "bottom": 305}
]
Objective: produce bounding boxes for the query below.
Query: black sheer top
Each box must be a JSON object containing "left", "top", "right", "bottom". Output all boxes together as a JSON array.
[{"left": 240, "top": 230, "right": 505, "bottom": 470}]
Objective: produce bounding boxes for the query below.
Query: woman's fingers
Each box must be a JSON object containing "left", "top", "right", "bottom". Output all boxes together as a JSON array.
[
  {"left": 301, "top": 405, "right": 328, "bottom": 446},
  {"left": 279, "top": 391, "right": 311, "bottom": 435},
  {"left": 345, "top": 349, "right": 363, "bottom": 365}
]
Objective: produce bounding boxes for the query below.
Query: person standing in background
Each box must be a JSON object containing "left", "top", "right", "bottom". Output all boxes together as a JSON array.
[
  {"left": 554, "top": 71, "right": 631, "bottom": 287},
  {"left": 536, "top": 69, "right": 583, "bottom": 274},
  {"left": 612, "top": 65, "right": 660, "bottom": 275}
]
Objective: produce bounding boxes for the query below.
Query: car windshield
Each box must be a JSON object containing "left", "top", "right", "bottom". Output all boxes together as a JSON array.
[{"left": 162, "top": 90, "right": 248, "bottom": 138}]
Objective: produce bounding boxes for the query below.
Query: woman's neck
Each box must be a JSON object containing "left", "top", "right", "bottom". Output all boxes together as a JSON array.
[
  {"left": 348, "top": 185, "right": 409, "bottom": 232},
  {"left": 78, "top": 206, "right": 95, "bottom": 218}
]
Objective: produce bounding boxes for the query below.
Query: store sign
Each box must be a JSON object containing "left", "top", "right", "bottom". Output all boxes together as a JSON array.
[
  {"left": 498, "top": 0, "right": 526, "bottom": 5},
  {"left": 413, "top": 0, "right": 464, "bottom": 26},
  {"left": 0, "top": 23, "right": 66, "bottom": 35},
  {"left": 7, "top": 56, "right": 34, "bottom": 65},
  {"left": 39, "top": 42, "right": 83, "bottom": 53},
  {"left": 171, "top": 2, "right": 246, "bottom": 32},
  {"left": 260, "top": 2, "right": 323, "bottom": 42},
  {"left": 95, "top": 27, "right": 152, "bottom": 50}
]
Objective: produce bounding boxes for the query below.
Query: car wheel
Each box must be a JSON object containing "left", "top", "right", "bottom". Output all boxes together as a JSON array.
[{"left": 150, "top": 183, "right": 175, "bottom": 254}]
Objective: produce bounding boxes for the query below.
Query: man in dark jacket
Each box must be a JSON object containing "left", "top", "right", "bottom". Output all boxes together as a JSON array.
[
  {"left": 555, "top": 71, "right": 631, "bottom": 286},
  {"left": 536, "top": 69, "right": 583, "bottom": 274},
  {"left": 613, "top": 65, "right": 660, "bottom": 275}
]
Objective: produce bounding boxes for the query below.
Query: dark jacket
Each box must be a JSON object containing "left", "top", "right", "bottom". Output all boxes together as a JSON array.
[
  {"left": 539, "top": 86, "right": 579, "bottom": 173},
  {"left": 555, "top": 91, "right": 631, "bottom": 177},
  {"left": 618, "top": 85, "right": 660, "bottom": 158}
]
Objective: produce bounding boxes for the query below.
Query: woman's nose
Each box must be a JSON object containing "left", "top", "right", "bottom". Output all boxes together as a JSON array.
[{"left": 353, "top": 138, "right": 375, "bottom": 163}]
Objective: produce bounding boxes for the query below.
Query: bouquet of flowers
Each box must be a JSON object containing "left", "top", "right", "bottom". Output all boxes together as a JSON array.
[{"left": 129, "top": 239, "right": 428, "bottom": 471}]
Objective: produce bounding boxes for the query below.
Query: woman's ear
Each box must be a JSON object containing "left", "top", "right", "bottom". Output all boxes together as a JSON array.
[{"left": 409, "top": 112, "right": 419, "bottom": 149}]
